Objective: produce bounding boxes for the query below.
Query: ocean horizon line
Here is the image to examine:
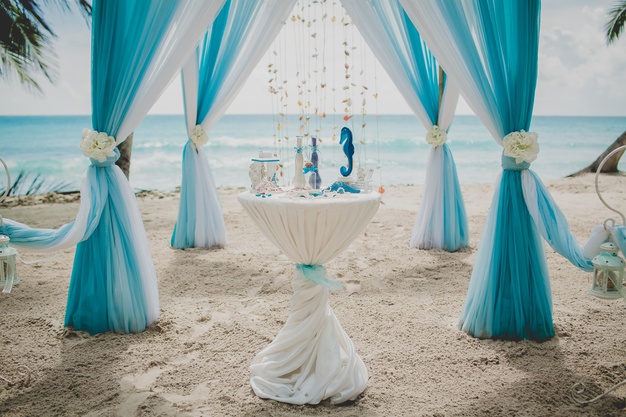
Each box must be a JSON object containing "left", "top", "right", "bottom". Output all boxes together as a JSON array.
[{"left": 1, "top": 113, "right": 626, "bottom": 119}]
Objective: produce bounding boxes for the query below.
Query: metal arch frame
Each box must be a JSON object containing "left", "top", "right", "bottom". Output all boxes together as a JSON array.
[{"left": 595, "top": 145, "right": 626, "bottom": 226}]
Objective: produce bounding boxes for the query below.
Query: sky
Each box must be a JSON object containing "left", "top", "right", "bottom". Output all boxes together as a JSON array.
[{"left": 0, "top": 0, "right": 625, "bottom": 117}]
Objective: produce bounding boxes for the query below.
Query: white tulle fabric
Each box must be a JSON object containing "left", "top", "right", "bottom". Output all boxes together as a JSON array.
[
  {"left": 193, "top": 146, "right": 226, "bottom": 247},
  {"left": 583, "top": 225, "right": 612, "bottom": 259},
  {"left": 238, "top": 192, "right": 380, "bottom": 404},
  {"left": 116, "top": 0, "right": 226, "bottom": 143},
  {"left": 410, "top": 145, "right": 445, "bottom": 248},
  {"left": 4, "top": 172, "right": 94, "bottom": 252},
  {"left": 110, "top": 167, "right": 160, "bottom": 325}
]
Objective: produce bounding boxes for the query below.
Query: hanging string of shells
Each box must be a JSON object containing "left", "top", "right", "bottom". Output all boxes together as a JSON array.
[{"left": 264, "top": 0, "right": 382, "bottom": 191}]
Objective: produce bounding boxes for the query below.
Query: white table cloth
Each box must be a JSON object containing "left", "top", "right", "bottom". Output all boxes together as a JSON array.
[{"left": 238, "top": 191, "right": 381, "bottom": 405}]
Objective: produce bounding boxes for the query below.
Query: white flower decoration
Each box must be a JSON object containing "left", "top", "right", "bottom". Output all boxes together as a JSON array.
[
  {"left": 425, "top": 125, "right": 447, "bottom": 147},
  {"left": 502, "top": 130, "right": 539, "bottom": 164},
  {"left": 79, "top": 128, "right": 117, "bottom": 162},
  {"left": 189, "top": 124, "right": 209, "bottom": 149}
]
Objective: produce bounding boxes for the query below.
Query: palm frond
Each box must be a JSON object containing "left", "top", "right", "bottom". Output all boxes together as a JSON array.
[
  {"left": 605, "top": 1, "right": 626, "bottom": 45},
  {"left": 0, "top": 0, "right": 58, "bottom": 91},
  {"left": 0, "top": 170, "right": 75, "bottom": 196}
]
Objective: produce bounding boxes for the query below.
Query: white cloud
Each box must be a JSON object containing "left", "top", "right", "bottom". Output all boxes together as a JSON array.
[{"left": 1, "top": 2, "right": 624, "bottom": 116}]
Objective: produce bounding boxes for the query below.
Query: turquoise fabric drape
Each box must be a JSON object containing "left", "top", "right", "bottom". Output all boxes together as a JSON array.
[
  {"left": 342, "top": 0, "right": 468, "bottom": 251},
  {"left": 450, "top": 1, "right": 552, "bottom": 340},
  {"left": 402, "top": 0, "right": 593, "bottom": 340},
  {"left": 379, "top": 1, "right": 468, "bottom": 252},
  {"left": 1, "top": 0, "right": 226, "bottom": 334},
  {"left": 173, "top": 0, "right": 275, "bottom": 249},
  {"left": 65, "top": 0, "right": 178, "bottom": 334}
]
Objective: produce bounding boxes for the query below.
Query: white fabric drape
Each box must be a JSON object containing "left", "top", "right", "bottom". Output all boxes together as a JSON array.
[
  {"left": 342, "top": 0, "right": 467, "bottom": 251},
  {"left": 238, "top": 192, "right": 380, "bottom": 404},
  {"left": 116, "top": 0, "right": 227, "bottom": 143}
]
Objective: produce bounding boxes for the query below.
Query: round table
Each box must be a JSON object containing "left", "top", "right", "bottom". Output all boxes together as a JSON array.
[{"left": 238, "top": 191, "right": 381, "bottom": 405}]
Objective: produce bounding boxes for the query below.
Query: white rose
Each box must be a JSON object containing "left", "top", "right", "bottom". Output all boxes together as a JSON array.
[
  {"left": 502, "top": 130, "right": 539, "bottom": 164},
  {"left": 189, "top": 124, "right": 209, "bottom": 149},
  {"left": 425, "top": 125, "right": 447, "bottom": 147},
  {"left": 79, "top": 128, "right": 117, "bottom": 162}
]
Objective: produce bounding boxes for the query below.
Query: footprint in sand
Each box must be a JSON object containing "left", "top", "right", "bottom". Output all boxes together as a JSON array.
[
  {"left": 345, "top": 279, "right": 361, "bottom": 295},
  {"left": 113, "top": 351, "right": 201, "bottom": 416}
]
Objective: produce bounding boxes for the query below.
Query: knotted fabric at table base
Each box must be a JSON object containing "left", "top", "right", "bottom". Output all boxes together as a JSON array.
[{"left": 250, "top": 267, "right": 367, "bottom": 405}]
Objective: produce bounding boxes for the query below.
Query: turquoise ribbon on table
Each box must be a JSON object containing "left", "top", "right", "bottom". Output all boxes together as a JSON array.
[
  {"left": 303, "top": 165, "right": 317, "bottom": 174},
  {"left": 296, "top": 264, "right": 343, "bottom": 291}
]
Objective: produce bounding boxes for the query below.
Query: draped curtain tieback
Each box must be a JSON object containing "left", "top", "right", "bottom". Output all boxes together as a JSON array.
[
  {"left": 295, "top": 264, "right": 343, "bottom": 291},
  {"left": 90, "top": 148, "right": 121, "bottom": 168},
  {"left": 501, "top": 130, "right": 539, "bottom": 171},
  {"left": 501, "top": 154, "right": 530, "bottom": 171}
]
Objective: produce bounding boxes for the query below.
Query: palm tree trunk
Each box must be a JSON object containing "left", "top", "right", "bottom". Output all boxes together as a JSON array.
[
  {"left": 116, "top": 133, "right": 133, "bottom": 179},
  {"left": 568, "top": 130, "right": 626, "bottom": 176}
]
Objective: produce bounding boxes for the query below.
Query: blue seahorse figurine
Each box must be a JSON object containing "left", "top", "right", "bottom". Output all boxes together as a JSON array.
[{"left": 339, "top": 127, "right": 354, "bottom": 177}]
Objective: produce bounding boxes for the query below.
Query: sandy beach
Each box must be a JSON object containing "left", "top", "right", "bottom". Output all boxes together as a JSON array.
[{"left": 1, "top": 173, "right": 626, "bottom": 416}]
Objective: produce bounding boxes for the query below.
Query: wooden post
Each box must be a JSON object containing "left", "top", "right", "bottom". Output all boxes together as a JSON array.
[
  {"left": 116, "top": 132, "right": 133, "bottom": 179},
  {"left": 438, "top": 66, "right": 444, "bottom": 123}
]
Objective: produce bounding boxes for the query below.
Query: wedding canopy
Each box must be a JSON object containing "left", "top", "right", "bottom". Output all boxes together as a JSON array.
[{"left": 0, "top": 0, "right": 603, "bottom": 340}]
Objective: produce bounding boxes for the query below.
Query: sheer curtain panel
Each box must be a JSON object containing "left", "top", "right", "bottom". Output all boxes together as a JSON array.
[
  {"left": 172, "top": 0, "right": 297, "bottom": 249},
  {"left": 341, "top": 0, "right": 468, "bottom": 251},
  {"left": 401, "top": 0, "right": 593, "bottom": 340}
]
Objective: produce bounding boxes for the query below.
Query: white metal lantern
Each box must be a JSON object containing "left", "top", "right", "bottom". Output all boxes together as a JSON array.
[
  {"left": 0, "top": 235, "right": 18, "bottom": 293},
  {"left": 591, "top": 144, "right": 626, "bottom": 303},
  {"left": 0, "top": 156, "right": 18, "bottom": 294},
  {"left": 590, "top": 242, "right": 626, "bottom": 300}
]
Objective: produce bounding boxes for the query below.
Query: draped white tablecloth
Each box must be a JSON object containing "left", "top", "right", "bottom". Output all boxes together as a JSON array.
[{"left": 238, "top": 191, "right": 381, "bottom": 405}]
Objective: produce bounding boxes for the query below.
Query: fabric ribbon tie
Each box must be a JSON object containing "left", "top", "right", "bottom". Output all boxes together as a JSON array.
[
  {"left": 303, "top": 165, "right": 317, "bottom": 174},
  {"left": 90, "top": 148, "right": 121, "bottom": 168},
  {"left": 501, "top": 154, "right": 530, "bottom": 171},
  {"left": 296, "top": 264, "right": 343, "bottom": 291},
  {"left": 294, "top": 146, "right": 303, "bottom": 154},
  {"left": 309, "top": 145, "right": 318, "bottom": 153}
]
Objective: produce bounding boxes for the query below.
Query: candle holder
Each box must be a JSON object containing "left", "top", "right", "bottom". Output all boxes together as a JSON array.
[
  {"left": 0, "top": 156, "right": 18, "bottom": 294},
  {"left": 591, "top": 145, "right": 626, "bottom": 303},
  {"left": 0, "top": 235, "right": 18, "bottom": 294},
  {"left": 590, "top": 240, "right": 626, "bottom": 300},
  {"left": 307, "top": 137, "right": 321, "bottom": 189}
]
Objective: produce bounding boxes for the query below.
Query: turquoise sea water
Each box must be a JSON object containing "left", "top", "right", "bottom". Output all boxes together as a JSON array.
[{"left": 0, "top": 114, "right": 624, "bottom": 191}]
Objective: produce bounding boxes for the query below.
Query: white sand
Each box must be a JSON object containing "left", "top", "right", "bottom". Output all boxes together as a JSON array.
[{"left": 1, "top": 174, "right": 626, "bottom": 416}]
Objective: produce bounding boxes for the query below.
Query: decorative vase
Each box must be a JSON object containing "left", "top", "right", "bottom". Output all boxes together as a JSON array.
[
  {"left": 293, "top": 136, "right": 305, "bottom": 189},
  {"left": 308, "top": 136, "right": 321, "bottom": 189}
]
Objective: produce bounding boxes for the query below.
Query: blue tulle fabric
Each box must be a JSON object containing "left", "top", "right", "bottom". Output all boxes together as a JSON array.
[
  {"left": 66, "top": 159, "right": 148, "bottom": 334},
  {"left": 172, "top": 142, "right": 199, "bottom": 248},
  {"left": 439, "top": 144, "right": 469, "bottom": 251},
  {"left": 0, "top": 221, "right": 75, "bottom": 249},
  {"left": 172, "top": 0, "right": 235, "bottom": 249},
  {"left": 64, "top": 0, "right": 172, "bottom": 334},
  {"left": 460, "top": 157, "right": 553, "bottom": 340},
  {"left": 524, "top": 169, "right": 594, "bottom": 272},
  {"left": 368, "top": 0, "right": 467, "bottom": 251},
  {"left": 0, "top": 153, "right": 111, "bottom": 249},
  {"left": 295, "top": 264, "right": 342, "bottom": 291},
  {"left": 171, "top": 142, "right": 226, "bottom": 248}
]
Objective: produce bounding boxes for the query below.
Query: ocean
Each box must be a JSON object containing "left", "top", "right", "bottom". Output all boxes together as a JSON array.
[{"left": 0, "top": 114, "right": 624, "bottom": 192}]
